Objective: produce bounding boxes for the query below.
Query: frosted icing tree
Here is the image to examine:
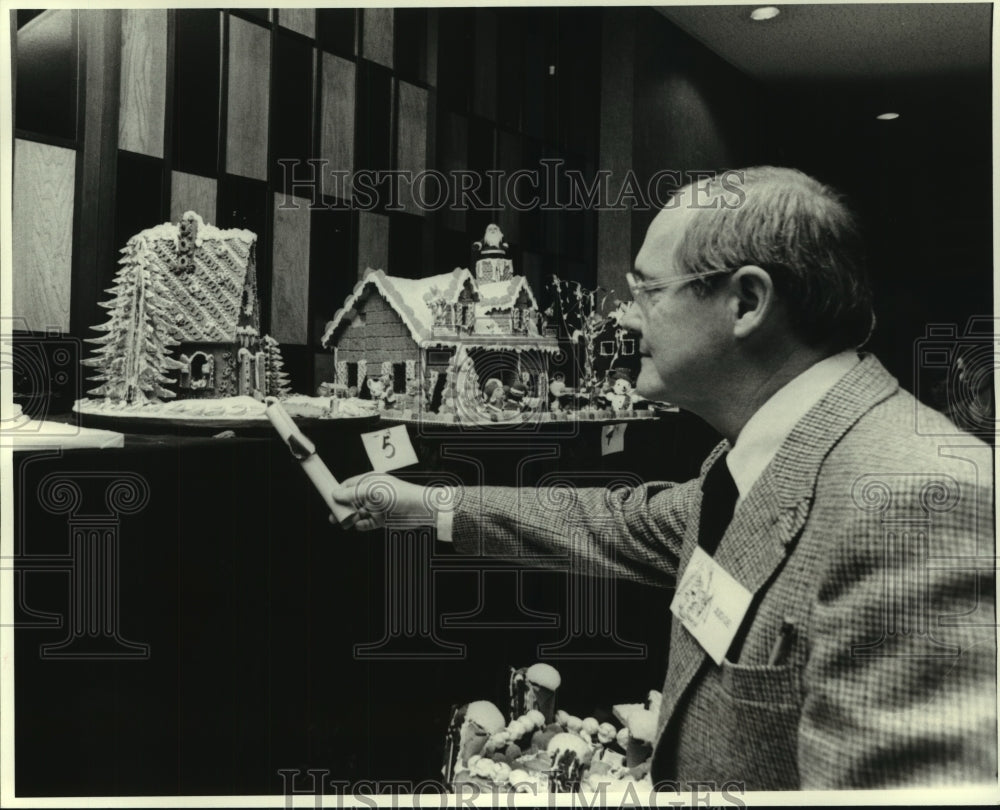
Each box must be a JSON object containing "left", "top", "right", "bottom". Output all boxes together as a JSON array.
[
  {"left": 438, "top": 345, "right": 481, "bottom": 420},
  {"left": 545, "top": 276, "right": 629, "bottom": 409},
  {"left": 83, "top": 238, "right": 185, "bottom": 405},
  {"left": 261, "top": 334, "right": 292, "bottom": 398}
]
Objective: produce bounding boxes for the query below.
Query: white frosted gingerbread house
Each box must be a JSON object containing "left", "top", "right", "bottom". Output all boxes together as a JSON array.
[
  {"left": 83, "top": 211, "right": 290, "bottom": 406},
  {"left": 320, "top": 225, "right": 559, "bottom": 412}
]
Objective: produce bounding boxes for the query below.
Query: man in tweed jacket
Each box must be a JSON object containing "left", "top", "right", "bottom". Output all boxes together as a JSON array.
[{"left": 334, "top": 167, "right": 996, "bottom": 789}]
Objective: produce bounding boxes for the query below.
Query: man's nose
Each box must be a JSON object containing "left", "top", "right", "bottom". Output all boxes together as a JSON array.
[{"left": 620, "top": 301, "right": 642, "bottom": 334}]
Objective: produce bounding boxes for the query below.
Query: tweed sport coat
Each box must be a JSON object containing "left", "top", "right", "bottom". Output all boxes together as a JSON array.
[{"left": 451, "top": 355, "right": 996, "bottom": 789}]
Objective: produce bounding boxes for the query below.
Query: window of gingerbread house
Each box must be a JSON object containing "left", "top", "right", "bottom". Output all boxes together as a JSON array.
[
  {"left": 513, "top": 288, "right": 533, "bottom": 333},
  {"left": 457, "top": 281, "right": 477, "bottom": 332},
  {"left": 181, "top": 350, "right": 215, "bottom": 390},
  {"left": 393, "top": 362, "right": 406, "bottom": 393}
]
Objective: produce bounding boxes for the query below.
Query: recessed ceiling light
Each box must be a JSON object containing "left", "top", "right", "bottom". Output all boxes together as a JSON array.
[
  {"left": 876, "top": 112, "right": 900, "bottom": 120},
  {"left": 750, "top": 7, "right": 781, "bottom": 21}
]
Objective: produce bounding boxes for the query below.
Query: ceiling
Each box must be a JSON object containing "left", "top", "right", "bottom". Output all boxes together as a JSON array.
[{"left": 656, "top": 3, "right": 992, "bottom": 83}]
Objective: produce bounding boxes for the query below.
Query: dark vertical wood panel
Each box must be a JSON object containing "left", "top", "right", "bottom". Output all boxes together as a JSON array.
[
  {"left": 435, "top": 111, "right": 467, "bottom": 233},
  {"left": 425, "top": 8, "right": 438, "bottom": 88},
  {"left": 72, "top": 10, "right": 121, "bottom": 337},
  {"left": 118, "top": 9, "right": 167, "bottom": 157},
  {"left": 496, "top": 11, "right": 523, "bottom": 130},
  {"left": 558, "top": 8, "right": 601, "bottom": 156},
  {"left": 521, "top": 18, "right": 545, "bottom": 139},
  {"left": 597, "top": 8, "right": 635, "bottom": 298},
  {"left": 271, "top": 31, "right": 314, "bottom": 194},
  {"left": 434, "top": 225, "right": 471, "bottom": 274},
  {"left": 559, "top": 153, "right": 590, "bottom": 261},
  {"left": 541, "top": 147, "right": 563, "bottom": 257},
  {"left": 467, "top": 117, "right": 494, "bottom": 175},
  {"left": 396, "top": 81, "right": 428, "bottom": 217},
  {"left": 467, "top": 117, "right": 497, "bottom": 241},
  {"left": 319, "top": 52, "right": 355, "bottom": 197},
  {"left": 172, "top": 9, "right": 220, "bottom": 176},
  {"left": 271, "top": 192, "right": 312, "bottom": 345},
  {"left": 15, "top": 9, "right": 78, "bottom": 141},
  {"left": 114, "top": 151, "right": 165, "bottom": 254},
  {"left": 225, "top": 15, "right": 270, "bottom": 180},
  {"left": 354, "top": 60, "right": 393, "bottom": 210},
  {"left": 436, "top": 9, "right": 473, "bottom": 113},
  {"left": 472, "top": 9, "right": 497, "bottom": 120},
  {"left": 387, "top": 211, "right": 425, "bottom": 279},
  {"left": 393, "top": 8, "right": 427, "bottom": 85},
  {"left": 357, "top": 210, "right": 389, "bottom": 275},
  {"left": 316, "top": 8, "right": 355, "bottom": 58},
  {"left": 314, "top": 352, "right": 339, "bottom": 389},
  {"left": 496, "top": 130, "right": 523, "bottom": 245},
  {"left": 520, "top": 136, "right": 544, "bottom": 253},
  {"left": 309, "top": 207, "right": 355, "bottom": 344}
]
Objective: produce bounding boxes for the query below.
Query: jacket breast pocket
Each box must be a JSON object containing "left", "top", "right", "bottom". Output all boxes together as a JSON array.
[
  {"left": 718, "top": 659, "right": 805, "bottom": 788},
  {"left": 720, "top": 657, "right": 803, "bottom": 706}
]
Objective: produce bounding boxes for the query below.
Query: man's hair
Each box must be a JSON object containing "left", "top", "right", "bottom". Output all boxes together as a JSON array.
[{"left": 674, "top": 166, "right": 875, "bottom": 350}]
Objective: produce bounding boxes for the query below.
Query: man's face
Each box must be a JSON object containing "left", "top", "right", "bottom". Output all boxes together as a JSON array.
[{"left": 621, "top": 204, "right": 731, "bottom": 408}]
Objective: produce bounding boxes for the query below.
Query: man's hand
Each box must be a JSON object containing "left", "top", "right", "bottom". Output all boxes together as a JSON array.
[{"left": 331, "top": 473, "right": 434, "bottom": 531}]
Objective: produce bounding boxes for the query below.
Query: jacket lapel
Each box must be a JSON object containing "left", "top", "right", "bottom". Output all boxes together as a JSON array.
[{"left": 653, "top": 354, "right": 900, "bottom": 751}]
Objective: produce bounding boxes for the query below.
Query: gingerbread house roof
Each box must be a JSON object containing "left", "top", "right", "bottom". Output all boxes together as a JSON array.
[
  {"left": 322, "top": 266, "right": 560, "bottom": 353},
  {"left": 475, "top": 276, "right": 539, "bottom": 315},
  {"left": 322, "top": 267, "right": 475, "bottom": 347},
  {"left": 119, "top": 213, "right": 258, "bottom": 343}
]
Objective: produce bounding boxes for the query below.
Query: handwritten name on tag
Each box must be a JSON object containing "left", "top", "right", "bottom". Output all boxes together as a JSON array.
[
  {"left": 670, "top": 546, "right": 753, "bottom": 665},
  {"left": 361, "top": 425, "right": 418, "bottom": 473}
]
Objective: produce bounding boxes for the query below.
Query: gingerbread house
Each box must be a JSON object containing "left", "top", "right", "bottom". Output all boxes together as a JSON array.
[
  {"left": 84, "top": 211, "right": 289, "bottom": 405},
  {"left": 320, "top": 226, "right": 559, "bottom": 410}
]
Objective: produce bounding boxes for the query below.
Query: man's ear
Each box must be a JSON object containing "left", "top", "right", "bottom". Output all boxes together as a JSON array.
[{"left": 728, "top": 265, "right": 776, "bottom": 338}]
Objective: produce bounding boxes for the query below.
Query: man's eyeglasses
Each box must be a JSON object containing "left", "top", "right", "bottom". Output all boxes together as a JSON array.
[{"left": 625, "top": 269, "right": 732, "bottom": 302}]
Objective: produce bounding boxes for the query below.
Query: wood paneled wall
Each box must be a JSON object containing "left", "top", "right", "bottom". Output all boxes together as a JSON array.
[
  {"left": 271, "top": 193, "right": 312, "bottom": 345},
  {"left": 226, "top": 17, "right": 271, "bottom": 181},
  {"left": 12, "top": 139, "right": 77, "bottom": 331},
  {"left": 118, "top": 9, "right": 167, "bottom": 157},
  {"left": 13, "top": 7, "right": 605, "bottom": 394}
]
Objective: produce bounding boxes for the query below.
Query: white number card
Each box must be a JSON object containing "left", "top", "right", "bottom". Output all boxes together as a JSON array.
[{"left": 361, "top": 425, "right": 419, "bottom": 473}]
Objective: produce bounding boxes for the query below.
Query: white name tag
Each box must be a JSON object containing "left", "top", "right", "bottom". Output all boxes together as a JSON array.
[
  {"left": 361, "top": 425, "right": 419, "bottom": 472},
  {"left": 670, "top": 545, "right": 753, "bottom": 665}
]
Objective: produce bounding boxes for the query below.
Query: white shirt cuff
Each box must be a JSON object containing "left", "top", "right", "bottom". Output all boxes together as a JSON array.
[{"left": 436, "top": 507, "right": 454, "bottom": 542}]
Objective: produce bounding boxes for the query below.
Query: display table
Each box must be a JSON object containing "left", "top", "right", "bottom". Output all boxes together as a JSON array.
[
  {"left": 1, "top": 405, "right": 124, "bottom": 449},
  {"left": 12, "top": 411, "right": 720, "bottom": 797}
]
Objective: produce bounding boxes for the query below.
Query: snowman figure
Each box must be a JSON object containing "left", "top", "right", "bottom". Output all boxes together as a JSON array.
[
  {"left": 367, "top": 374, "right": 397, "bottom": 411},
  {"left": 604, "top": 371, "right": 636, "bottom": 413}
]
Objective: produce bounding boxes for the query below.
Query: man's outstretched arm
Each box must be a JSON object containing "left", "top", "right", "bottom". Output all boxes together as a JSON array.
[{"left": 332, "top": 475, "right": 700, "bottom": 587}]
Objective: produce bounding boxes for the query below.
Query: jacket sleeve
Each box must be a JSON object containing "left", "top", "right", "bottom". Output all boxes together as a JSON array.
[
  {"left": 450, "top": 479, "right": 701, "bottom": 588},
  {"left": 798, "top": 472, "right": 997, "bottom": 787}
]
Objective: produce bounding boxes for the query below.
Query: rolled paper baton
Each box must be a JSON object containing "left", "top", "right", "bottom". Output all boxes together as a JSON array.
[{"left": 264, "top": 397, "right": 355, "bottom": 525}]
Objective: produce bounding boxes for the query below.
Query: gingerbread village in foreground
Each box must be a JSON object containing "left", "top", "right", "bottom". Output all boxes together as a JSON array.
[{"left": 443, "top": 662, "right": 661, "bottom": 797}]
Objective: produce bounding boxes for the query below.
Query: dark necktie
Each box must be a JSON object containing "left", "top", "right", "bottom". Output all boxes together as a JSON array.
[{"left": 698, "top": 452, "right": 739, "bottom": 556}]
